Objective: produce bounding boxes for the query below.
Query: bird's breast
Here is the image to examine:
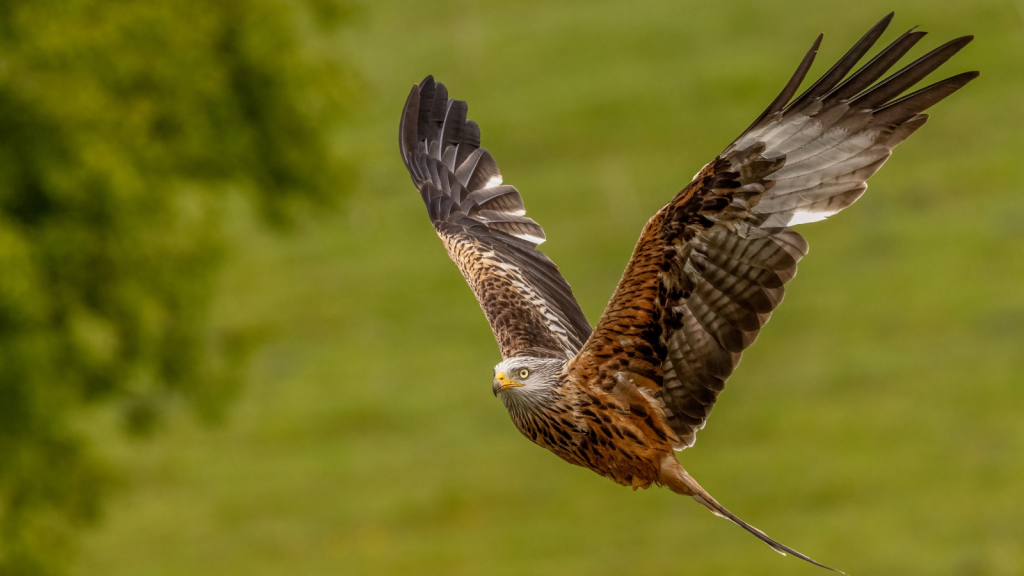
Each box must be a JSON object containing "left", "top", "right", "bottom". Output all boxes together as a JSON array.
[{"left": 507, "top": 385, "right": 672, "bottom": 488}]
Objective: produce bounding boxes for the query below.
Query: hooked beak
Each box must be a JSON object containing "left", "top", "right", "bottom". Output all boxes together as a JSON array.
[{"left": 492, "top": 371, "right": 524, "bottom": 396}]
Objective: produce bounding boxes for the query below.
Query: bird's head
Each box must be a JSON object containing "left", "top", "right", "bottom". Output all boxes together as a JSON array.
[{"left": 492, "top": 357, "right": 565, "bottom": 402}]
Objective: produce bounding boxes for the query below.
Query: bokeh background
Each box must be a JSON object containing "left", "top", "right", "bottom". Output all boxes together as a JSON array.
[{"left": 0, "top": 0, "right": 1020, "bottom": 575}]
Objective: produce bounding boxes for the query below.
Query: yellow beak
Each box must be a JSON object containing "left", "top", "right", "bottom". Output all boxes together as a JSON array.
[{"left": 492, "top": 371, "right": 524, "bottom": 396}]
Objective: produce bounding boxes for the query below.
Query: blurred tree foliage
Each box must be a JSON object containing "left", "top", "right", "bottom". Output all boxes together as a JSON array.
[{"left": 0, "top": 0, "right": 352, "bottom": 573}]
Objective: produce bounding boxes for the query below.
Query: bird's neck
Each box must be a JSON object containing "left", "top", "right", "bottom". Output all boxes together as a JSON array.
[
  {"left": 501, "top": 375, "right": 582, "bottom": 455},
  {"left": 500, "top": 375, "right": 564, "bottom": 419}
]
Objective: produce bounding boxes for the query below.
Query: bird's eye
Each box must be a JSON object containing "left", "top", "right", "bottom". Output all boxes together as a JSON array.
[{"left": 517, "top": 368, "right": 530, "bottom": 379}]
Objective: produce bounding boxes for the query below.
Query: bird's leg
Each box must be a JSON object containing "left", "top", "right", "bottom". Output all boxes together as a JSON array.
[{"left": 631, "top": 475, "right": 653, "bottom": 491}]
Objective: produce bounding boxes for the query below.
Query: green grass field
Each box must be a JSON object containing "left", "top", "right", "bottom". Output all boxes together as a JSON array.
[{"left": 75, "top": 1, "right": 1023, "bottom": 574}]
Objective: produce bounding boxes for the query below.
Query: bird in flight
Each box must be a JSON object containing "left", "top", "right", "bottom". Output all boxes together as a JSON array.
[{"left": 398, "top": 13, "right": 976, "bottom": 571}]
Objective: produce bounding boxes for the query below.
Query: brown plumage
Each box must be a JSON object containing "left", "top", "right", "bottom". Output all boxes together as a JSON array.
[{"left": 399, "top": 13, "right": 977, "bottom": 572}]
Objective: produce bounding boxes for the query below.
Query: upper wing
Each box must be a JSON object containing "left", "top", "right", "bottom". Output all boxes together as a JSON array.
[
  {"left": 567, "top": 14, "right": 978, "bottom": 448},
  {"left": 400, "top": 76, "right": 592, "bottom": 360}
]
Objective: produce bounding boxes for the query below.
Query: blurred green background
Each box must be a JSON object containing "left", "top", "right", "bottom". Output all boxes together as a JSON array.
[{"left": 0, "top": 0, "right": 1020, "bottom": 575}]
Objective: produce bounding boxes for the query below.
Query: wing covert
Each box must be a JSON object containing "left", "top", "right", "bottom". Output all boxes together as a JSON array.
[
  {"left": 400, "top": 76, "right": 592, "bottom": 359},
  {"left": 568, "top": 14, "right": 977, "bottom": 448}
]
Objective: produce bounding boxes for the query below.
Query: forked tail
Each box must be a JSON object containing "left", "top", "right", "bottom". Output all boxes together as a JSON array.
[{"left": 659, "top": 456, "right": 843, "bottom": 573}]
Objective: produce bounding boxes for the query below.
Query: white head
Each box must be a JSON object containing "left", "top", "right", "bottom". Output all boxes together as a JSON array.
[{"left": 491, "top": 357, "right": 565, "bottom": 409}]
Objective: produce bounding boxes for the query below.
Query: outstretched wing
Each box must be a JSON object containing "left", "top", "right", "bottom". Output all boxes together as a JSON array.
[
  {"left": 567, "top": 14, "right": 977, "bottom": 448},
  {"left": 401, "top": 76, "right": 592, "bottom": 360}
]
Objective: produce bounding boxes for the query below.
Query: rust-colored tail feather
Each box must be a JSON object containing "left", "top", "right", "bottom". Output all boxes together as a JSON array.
[{"left": 660, "top": 457, "right": 843, "bottom": 573}]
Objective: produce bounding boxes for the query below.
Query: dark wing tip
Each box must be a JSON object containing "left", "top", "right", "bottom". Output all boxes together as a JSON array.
[
  {"left": 936, "top": 34, "right": 976, "bottom": 53},
  {"left": 787, "top": 12, "right": 897, "bottom": 110},
  {"left": 849, "top": 33, "right": 977, "bottom": 109},
  {"left": 399, "top": 75, "right": 444, "bottom": 165},
  {"left": 739, "top": 33, "right": 823, "bottom": 137},
  {"left": 873, "top": 69, "right": 979, "bottom": 124},
  {"left": 399, "top": 82, "right": 423, "bottom": 169}
]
